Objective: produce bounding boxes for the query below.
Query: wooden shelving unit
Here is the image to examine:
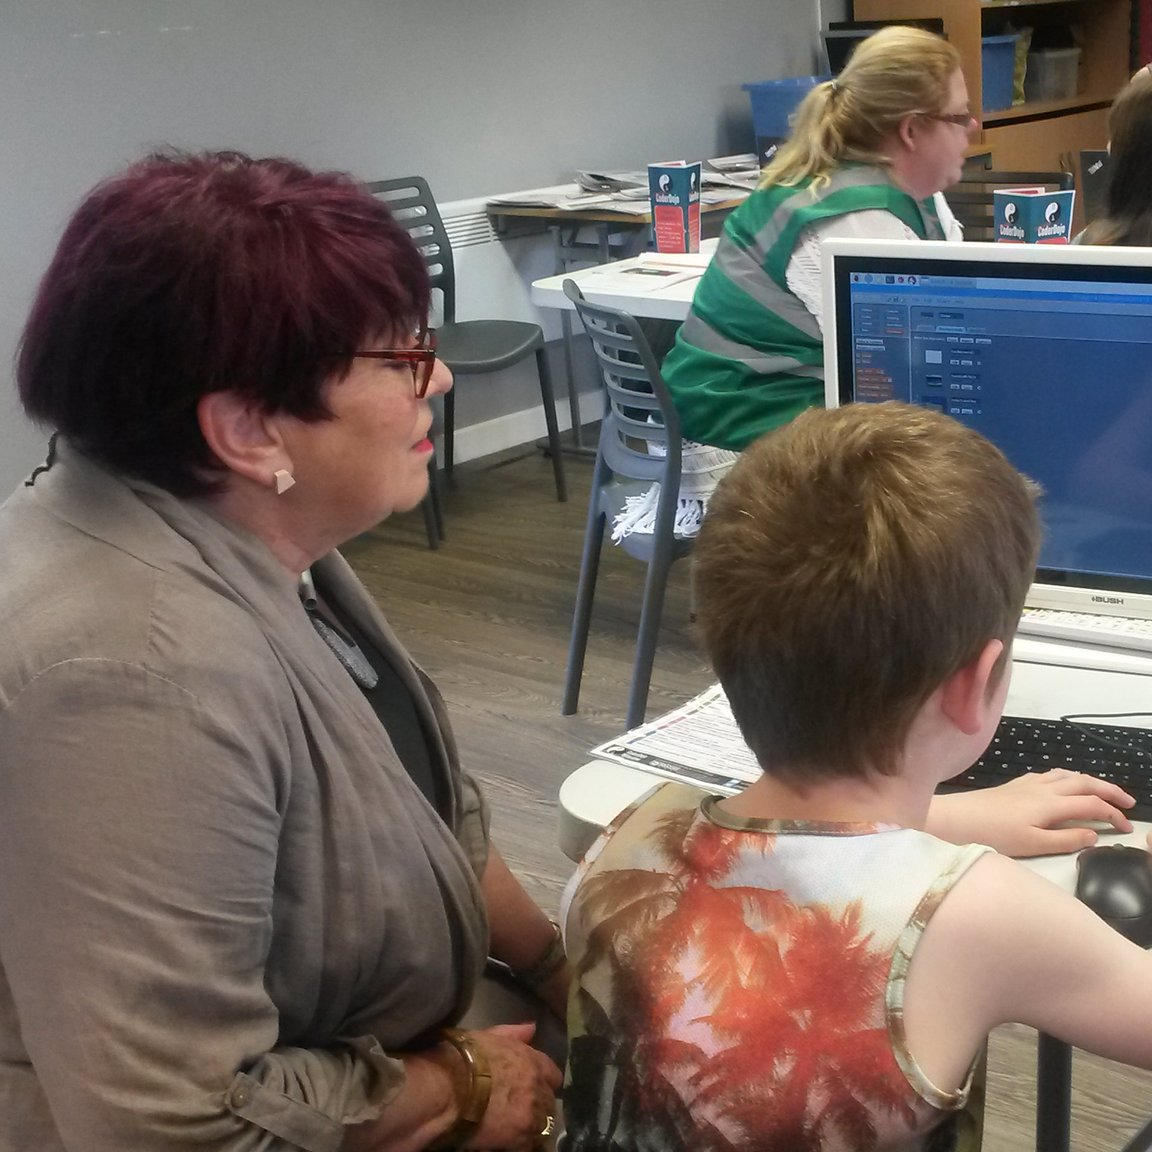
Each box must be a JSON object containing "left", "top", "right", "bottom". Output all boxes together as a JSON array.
[{"left": 853, "top": 0, "right": 1130, "bottom": 183}]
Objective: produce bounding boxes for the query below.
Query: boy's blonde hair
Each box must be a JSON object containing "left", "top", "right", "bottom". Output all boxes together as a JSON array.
[
  {"left": 763, "top": 26, "right": 963, "bottom": 191},
  {"left": 693, "top": 403, "right": 1040, "bottom": 782}
]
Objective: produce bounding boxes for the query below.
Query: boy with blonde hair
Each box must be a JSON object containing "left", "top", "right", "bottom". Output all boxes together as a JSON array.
[{"left": 562, "top": 402, "right": 1149, "bottom": 1151}]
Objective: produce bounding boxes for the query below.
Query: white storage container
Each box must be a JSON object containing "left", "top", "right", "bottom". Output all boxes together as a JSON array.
[{"left": 1024, "top": 46, "right": 1081, "bottom": 102}]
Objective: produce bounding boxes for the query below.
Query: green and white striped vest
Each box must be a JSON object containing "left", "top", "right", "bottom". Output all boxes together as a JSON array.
[{"left": 663, "top": 166, "right": 947, "bottom": 451}]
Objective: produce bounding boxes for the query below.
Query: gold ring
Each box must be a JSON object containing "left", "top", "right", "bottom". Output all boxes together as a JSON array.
[{"left": 539, "top": 1115, "right": 555, "bottom": 1138}]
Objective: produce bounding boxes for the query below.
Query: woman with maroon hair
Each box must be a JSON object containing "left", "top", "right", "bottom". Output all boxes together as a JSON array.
[{"left": 0, "top": 151, "right": 563, "bottom": 1152}]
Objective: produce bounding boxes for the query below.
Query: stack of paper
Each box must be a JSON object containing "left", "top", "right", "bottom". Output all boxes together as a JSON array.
[
  {"left": 487, "top": 184, "right": 595, "bottom": 210},
  {"left": 579, "top": 253, "right": 710, "bottom": 292},
  {"left": 589, "top": 684, "right": 758, "bottom": 793},
  {"left": 575, "top": 170, "right": 648, "bottom": 194},
  {"left": 701, "top": 154, "right": 761, "bottom": 191},
  {"left": 486, "top": 159, "right": 757, "bottom": 217}
]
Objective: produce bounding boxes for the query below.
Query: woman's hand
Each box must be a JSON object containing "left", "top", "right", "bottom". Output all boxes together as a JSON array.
[
  {"left": 463, "top": 1023, "right": 562, "bottom": 1151},
  {"left": 927, "top": 769, "right": 1136, "bottom": 856}
]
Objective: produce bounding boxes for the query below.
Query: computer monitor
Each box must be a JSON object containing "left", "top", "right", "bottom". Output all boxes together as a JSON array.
[
  {"left": 1079, "top": 149, "right": 1109, "bottom": 226},
  {"left": 822, "top": 238, "right": 1152, "bottom": 619},
  {"left": 822, "top": 18, "right": 946, "bottom": 74}
]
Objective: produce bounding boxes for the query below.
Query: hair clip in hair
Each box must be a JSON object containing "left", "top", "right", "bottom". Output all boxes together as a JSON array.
[
  {"left": 829, "top": 79, "right": 840, "bottom": 95},
  {"left": 274, "top": 468, "right": 296, "bottom": 495}
]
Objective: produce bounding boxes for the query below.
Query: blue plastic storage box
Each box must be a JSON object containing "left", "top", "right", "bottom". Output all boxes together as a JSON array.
[
  {"left": 743, "top": 76, "right": 830, "bottom": 163},
  {"left": 981, "top": 34, "right": 1018, "bottom": 113}
]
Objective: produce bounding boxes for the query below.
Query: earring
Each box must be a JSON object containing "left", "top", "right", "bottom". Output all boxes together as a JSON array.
[{"left": 274, "top": 469, "right": 296, "bottom": 495}]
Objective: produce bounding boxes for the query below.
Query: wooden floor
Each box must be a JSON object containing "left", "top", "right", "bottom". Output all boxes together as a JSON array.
[{"left": 344, "top": 445, "right": 1152, "bottom": 1152}]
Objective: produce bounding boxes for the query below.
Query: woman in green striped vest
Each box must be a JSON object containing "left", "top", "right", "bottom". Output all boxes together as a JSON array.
[{"left": 663, "top": 26, "right": 974, "bottom": 462}]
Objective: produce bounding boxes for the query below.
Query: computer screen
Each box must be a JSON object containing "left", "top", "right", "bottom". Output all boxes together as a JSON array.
[
  {"left": 822, "top": 19, "right": 945, "bottom": 74},
  {"left": 1079, "top": 149, "right": 1109, "bottom": 226},
  {"left": 822, "top": 238, "right": 1152, "bottom": 618}
]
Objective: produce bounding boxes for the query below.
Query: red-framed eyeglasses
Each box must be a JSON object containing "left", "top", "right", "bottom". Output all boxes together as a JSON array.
[
  {"left": 920, "top": 111, "right": 978, "bottom": 129},
  {"left": 356, "top": 329, "right": 438, "bottom": 398}
]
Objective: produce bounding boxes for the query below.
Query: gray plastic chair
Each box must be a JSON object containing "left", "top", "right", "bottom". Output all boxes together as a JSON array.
[
  {"left": 365, "top": 177, "right": 567, "bottom": 504},
  {"left": 421, "top": 458, "right": 444, "bottom": 549},
  {"left": 561, "top": 280, "right": 694, "bottom": 730},
  {"left": 942, "top": 169, "right": 1074, "bottom": 241}
]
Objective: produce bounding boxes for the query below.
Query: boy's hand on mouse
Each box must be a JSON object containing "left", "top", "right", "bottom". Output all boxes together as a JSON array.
[{"left": 927, "top": 769, "right": 1135, "bottom": 856}]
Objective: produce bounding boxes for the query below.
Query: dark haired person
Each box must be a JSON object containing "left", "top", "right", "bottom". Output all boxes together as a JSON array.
[
  {"left": 1080, "top": 65, "right": 1152, "bottom": 246},
  {"left": 0, "top": 151, "right": 562, "bottom": 1151}
]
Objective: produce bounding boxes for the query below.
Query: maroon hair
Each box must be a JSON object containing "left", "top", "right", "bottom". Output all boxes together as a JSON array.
[{"left": 17, "top": 150, "right": 431, "bottom": 496}]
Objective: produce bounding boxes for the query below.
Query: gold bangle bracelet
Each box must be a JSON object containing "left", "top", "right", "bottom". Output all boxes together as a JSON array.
[{"left": 428, "top": 1029, "right": 493, "bottom": 1150}]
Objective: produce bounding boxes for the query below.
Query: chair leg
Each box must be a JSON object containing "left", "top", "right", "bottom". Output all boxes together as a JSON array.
[
  {"left": 534, "top": 347, "right": 568, "bottom": 502},
  {"left": 1036, "top": 1034, "right": 1072, "bottom": 1152},
  {"left": 428, "top": 458, "right": 446, "bottom": 540},
  {"left": 562, "top": 482, "right": 610, "bottom": 717},
  {"left": 1118, "top": 1115, "right": 1152, "bottom": 1152},
  {"left": 421, "top": 493, "right": 440, "bottom": 550},
  {"left": 444, "top": 387, "right": 456, "bottom": 487},
  {"left": 625, "top": 547, "right": 676, "bottom": 731},
  {"left": 421, "top": 458, "right": 444, "bottom": 549}
]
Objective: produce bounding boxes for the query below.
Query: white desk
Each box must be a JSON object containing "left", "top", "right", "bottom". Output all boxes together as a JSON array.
[
  {"left": 559, "top": 636, "right": 1152, "bottom": 890},
  {"left": 530, "top": 237, "right": 717, "bottom": 322}
]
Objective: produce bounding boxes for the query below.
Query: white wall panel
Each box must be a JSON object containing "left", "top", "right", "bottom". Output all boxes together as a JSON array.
[{"left": 0, "top": 1, "right": 830, "bottom": 492}]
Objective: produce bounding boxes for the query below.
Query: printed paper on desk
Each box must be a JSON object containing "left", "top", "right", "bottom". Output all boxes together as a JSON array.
[
  {"left": 590, "top": 684, "right": 760, "bottom": 793},
  {"left": 556, "top": 197, "right": 653, "bottom": 216},
  {"left": 701, "top": 154, "right": 760, "bottom": 191},
  {"left": 486, "top": 184, "right": 585, "bottom": 209},
  {"left": 580, "top": 258, "right": 705, "bottom": 294},
  {"left": 576, "top": 170, "right": 648, "bottom": 194},
  {"left": 705, "top": 152, "right": 760, "bottom": 173},
  {"left": 581, "top": 255, "right": 707, "bottom": 293}
]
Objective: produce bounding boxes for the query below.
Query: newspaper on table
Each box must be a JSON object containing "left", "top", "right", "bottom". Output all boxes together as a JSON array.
[
  {"left": 589, "top": 683, "right": 761, "bottom": 795},
  {"left": 701, "top": 153, "right": 761, "bottom": 191},
  {"left": 487, "top": 164, "right": 752, "bottom": 216},
  {"left": 487, "top": 181, "right": 655, "bottom": 216},
  {"left": 487, "top": 184, "right": 612, "bottom": 210},
  {"left": 578, "top": 252, "right": 709, "bottom": 293},
  {"left": 575, "top": 170, "right": 648, "bottom": 194}
]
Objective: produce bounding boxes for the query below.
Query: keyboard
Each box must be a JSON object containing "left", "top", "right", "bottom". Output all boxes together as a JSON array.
[
  {"left": 943, "top": 715, "right": 1152, "bottom": 821},
  {"left": 1018, "top": 607, "right": 1152, "bottom": 656}
]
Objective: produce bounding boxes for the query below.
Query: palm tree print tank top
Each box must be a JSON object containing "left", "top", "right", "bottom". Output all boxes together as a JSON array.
[{"left": 560, "top": 782, "right": 990, "bottom": 1152}]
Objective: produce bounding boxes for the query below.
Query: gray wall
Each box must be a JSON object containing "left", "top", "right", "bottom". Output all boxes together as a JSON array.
[{"left": 0, "top": 1, "right": 826, "bottom": 494}]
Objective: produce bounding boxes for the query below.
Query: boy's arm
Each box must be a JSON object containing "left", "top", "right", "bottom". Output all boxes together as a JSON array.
[
  {"left": 907, "top": 852, "right": 1152, "bottom": 1080},
  {"left": 925, "top": 769, "right": 1136, "bottom": 856}
]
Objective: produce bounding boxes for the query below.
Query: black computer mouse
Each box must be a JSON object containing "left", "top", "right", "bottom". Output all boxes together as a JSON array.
[{"left": 1074, "top": 845, "right": 1152, "bottom": 947}]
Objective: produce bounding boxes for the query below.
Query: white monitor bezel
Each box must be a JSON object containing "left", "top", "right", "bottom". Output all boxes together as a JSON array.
[{"left": 820, "top": 238, "right": 1152, "bottom": 620}]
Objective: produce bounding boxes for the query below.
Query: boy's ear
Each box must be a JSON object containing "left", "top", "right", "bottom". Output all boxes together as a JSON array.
[
  {"left": 198, "top": 391, "right": 291, "bottom": 489},
  {"left": 939, "top": 639, "right": 1006, "bottom": 735}
]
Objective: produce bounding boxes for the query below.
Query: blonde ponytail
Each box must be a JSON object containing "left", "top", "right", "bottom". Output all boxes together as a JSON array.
[{"left": 760, "top": 27, "right": 962, "bottom": 191}]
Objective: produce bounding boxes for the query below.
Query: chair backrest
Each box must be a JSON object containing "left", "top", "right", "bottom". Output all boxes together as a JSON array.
[
  {"left": 942, "top": 169, "right": 1075, "bottom": 242},
  {"left": 563, "top": 279, "right": 682, "bottom": 488},
  {"left": 363, "top": 176, "right": 456, "bottom": 324}
]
